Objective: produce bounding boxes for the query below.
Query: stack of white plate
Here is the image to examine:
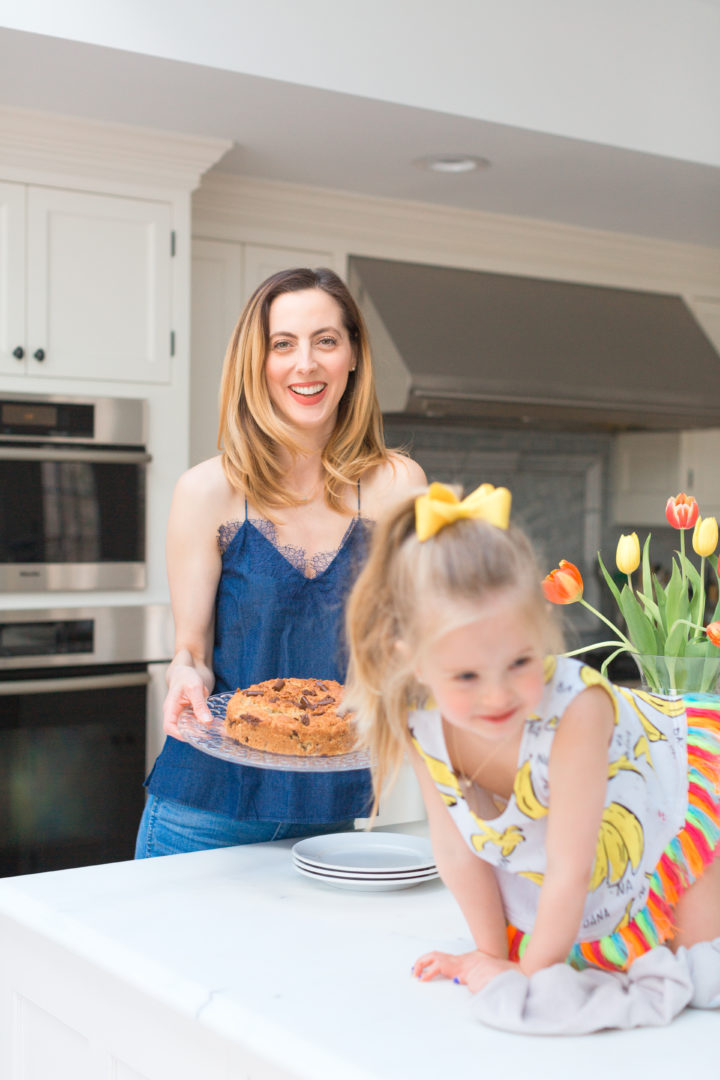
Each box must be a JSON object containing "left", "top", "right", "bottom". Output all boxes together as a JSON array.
[{"left": 291, "top": 832, "right": 439, "bottom": 891}]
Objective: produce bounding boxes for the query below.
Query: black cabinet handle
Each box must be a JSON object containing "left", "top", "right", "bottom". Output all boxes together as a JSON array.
[
  {"left": 33, "top": 349, "right": 45, "bottom": 362},
  {"left": 12, "top": 346, "right": 24, "bottom": 359}
]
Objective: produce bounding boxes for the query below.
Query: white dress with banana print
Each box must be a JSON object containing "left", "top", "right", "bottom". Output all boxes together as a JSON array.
[{"left": 409, "top": 655, "right": 688, "bottom": 942}]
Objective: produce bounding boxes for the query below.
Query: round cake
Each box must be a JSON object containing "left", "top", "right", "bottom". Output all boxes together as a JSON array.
[{"left": 225, "top": 677, "right": 356, "bottom": 756}]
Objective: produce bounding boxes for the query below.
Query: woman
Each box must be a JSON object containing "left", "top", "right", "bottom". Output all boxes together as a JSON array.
[{"left": 136, "top": 267, "right": 426, "bottom": 856}]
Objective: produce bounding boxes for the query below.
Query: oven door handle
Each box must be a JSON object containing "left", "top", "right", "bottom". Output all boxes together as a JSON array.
[
  {"left": 0, "top": 447, "right": 151, "bottom": 464},
  {"left": 0, "top": 672, "right": 151, "bottom": 695}
]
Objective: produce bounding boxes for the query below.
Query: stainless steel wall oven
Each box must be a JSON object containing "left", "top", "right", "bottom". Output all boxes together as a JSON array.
[
  {"left": 0, "top": 393, "right": 149, "bottom": 592},
  {"left": 0, "top": 605, "right": 171, "bottom": 876}
]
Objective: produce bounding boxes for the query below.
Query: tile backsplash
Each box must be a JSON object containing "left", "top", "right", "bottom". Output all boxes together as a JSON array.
[{"left": 383, "top": 417, "right": 616, "bottom": 651}]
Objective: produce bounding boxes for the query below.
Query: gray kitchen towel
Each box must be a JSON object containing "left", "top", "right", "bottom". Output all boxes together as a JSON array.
[{"left": 468, "top": 938, "right": 720, "bottom": 1034}]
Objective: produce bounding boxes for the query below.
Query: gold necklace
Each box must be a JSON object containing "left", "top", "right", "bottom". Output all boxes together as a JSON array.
[{"left": 446, "top": 720, "right": 515, "bottom": 795}]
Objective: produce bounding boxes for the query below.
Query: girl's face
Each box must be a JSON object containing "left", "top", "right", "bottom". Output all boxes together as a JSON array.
[
  {"left": 414, "top": 590, "right": 547, "bottom": 742},
  {"left": 264, "top": 289, "right": 354, "bottom": 440}
]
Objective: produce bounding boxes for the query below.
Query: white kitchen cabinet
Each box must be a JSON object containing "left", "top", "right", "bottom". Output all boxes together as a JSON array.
[
  {"left": 0, "top": 181, "right": 172, "bottom": 384},
  {"left": 612, "top": 429, "right": 720, "bottom": 523}
]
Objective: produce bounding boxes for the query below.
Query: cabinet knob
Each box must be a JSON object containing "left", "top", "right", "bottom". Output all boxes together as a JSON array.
[
  {"left": 33, "top": 349, "right": 45, "bottom": 362},
  {"left": 12, "top": 346, "right": 24, "bottom": 360}
]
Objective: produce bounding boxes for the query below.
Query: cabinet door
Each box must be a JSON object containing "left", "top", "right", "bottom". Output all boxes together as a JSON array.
[
  {"left": 190, "top": 238, "right": 244, "bottom": 465},
  {"left": 0, "top": 181, "right": 26, "bottom": 376},
  {"left": 26, "top": 188, "right": 172, "bottom": 382},
  {"left": 611, "top": 432, "right": 681, "bottom": 524},
  {"left": 680, "top": 430, "right": 720, "bottom": 517},
  {"left": 243, "top": 243, "right": 334, "bottom": 299}
]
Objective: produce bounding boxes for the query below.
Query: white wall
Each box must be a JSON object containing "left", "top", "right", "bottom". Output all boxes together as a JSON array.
[{"left": 1, "top": 0, "right": 719, "bottom": 166}]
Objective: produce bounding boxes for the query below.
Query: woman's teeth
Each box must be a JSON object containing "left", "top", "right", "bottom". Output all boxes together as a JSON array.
[{"left": 290, "top": 383, "right": 325, "bottom": 396}]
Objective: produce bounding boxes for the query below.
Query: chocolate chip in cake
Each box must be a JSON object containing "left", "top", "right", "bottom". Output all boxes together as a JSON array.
[
  {"left": 313, "top": 696, "right": 334, "bottom": 708},
  {"left": 240, "top": 713, "right": 261, "bottom": 725},
  {"left": 298, "top": 695, "right": 312, "bottom": 708},
  {"left": 244, "top": 690, "right": 264, "bottom": 697},
  {"left": 300, "top": 714, "right": 310, "bottom": 726},
  {"left": 272, "top": 678, "right": 286, "bottom": 691}
]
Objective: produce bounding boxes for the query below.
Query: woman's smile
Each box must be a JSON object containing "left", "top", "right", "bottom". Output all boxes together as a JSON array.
[{"left": 288, "top": 381, "right": 328, "bottom": 403}]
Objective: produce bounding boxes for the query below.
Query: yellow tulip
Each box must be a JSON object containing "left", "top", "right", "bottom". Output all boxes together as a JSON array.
[
  {"left": 616, "top": 533, "right": 640, "bottom": 575},
  {"left": 693, "top": 515, "right": 719, "bottom": 557}
]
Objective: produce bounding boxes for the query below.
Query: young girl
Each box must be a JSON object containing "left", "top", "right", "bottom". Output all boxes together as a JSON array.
[{"left": 344, "top": 481, "right": 720, "bottom": 993}]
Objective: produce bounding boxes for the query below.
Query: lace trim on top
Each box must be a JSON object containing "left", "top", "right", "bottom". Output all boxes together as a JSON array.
[{"left": 217, "top": 516, "right": 365, "bottom": 578}]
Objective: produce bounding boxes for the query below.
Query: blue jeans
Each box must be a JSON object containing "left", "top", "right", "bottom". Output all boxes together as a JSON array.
[{"left": 134, "top": 794, "right": 355, "bottom": 858}]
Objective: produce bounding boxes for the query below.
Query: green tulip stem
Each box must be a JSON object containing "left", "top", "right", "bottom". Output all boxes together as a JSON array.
[
  {"left": 699, "top": 555, "right": 706, "bottom": 633},
  {"left": 680, "top": 528, "right": 687, "bottom": 593},
  {"left": 579, "top": 598, "right": 634, "bottom": 649}
]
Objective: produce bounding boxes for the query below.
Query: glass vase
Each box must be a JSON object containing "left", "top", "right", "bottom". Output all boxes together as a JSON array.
[{"left": 632, "top": 654, "right": 720, "bottom": 697}]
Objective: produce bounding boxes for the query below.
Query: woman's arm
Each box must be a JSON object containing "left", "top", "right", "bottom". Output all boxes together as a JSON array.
[
  {"left": 163, "top": 463, "right": 224, "bottom": 738},
  {"left": 406, "top": 739, "right": 510, "bottom": 982},
  {"left": 518, "top": 685, "right": 615, "bottom": 975}
]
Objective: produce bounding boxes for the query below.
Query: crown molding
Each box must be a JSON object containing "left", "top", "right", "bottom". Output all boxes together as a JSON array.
[
  {"left": 0, "top": 106, "right": 231, "bottom": 193},
  {"left": 193, "top": 172, "right": 720, "bottom": 296}
]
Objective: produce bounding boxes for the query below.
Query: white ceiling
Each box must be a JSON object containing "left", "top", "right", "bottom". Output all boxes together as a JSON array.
[{"left": 2, "top": 25, "right": 720, "bottom": 248}]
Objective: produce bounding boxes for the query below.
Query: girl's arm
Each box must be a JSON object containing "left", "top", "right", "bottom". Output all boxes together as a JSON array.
[
  {"left": 518, "top": 684, "right": 615, "bottom": 975},
  {"left": 162, "top": 465, "right": 224, "bottom": 738},
  {"left": 406, "top": 739, "right": 510, "bottom": 982}
]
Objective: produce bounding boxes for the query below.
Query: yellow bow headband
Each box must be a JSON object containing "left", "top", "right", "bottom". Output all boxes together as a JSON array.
[{"left": 415, "top": 482, "right": 512, "bottom": 542}]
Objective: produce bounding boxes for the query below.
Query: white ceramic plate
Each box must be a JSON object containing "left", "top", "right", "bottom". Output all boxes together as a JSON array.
[
  {"left": 292, "top": 854, "right": 436, "bottom": 879},
  {"left": 292, "top": 862, "right": 439, "bottom": 891},
  {"left": 291, "top": 832, "right": 435, "bottom": 874},
  {"left": 177, "top": 692, "right": 372, "bottom": 772}
]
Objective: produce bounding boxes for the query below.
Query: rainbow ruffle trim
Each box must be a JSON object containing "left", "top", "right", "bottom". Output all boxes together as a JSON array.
[{"left": 507, "top": 699, "right": 720, "bottom": 973}]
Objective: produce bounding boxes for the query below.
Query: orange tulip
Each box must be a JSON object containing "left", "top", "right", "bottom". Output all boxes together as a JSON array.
[
  {"left": 707, "top": 622, "right": 720, "bottom": 648},
  {"left": 665, "top": 492, "right": 699, "bottom": 530},
  {"left": 542, "top": 560, "right": 584, "bottom": 605}
]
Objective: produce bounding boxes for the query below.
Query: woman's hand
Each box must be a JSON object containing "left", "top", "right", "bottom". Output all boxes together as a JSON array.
[
  {"left": 163, "top": 664, "right": 213, "bottom": 740},
  {"left": 413, "top": 949, "right": 515, "bottom": 992}
]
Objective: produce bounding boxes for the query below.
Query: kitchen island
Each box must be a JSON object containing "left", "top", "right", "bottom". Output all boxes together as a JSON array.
[{"left": 0, "top": 825, "right": 716, "bottom": 1080}]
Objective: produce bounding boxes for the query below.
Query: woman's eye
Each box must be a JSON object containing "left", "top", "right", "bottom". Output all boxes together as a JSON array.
[
  {"left": 317, "top": 336, "right": 338, "bottom": 347},
  {"left": 272, "top": 339, "right": 292, "bottom": 351}
]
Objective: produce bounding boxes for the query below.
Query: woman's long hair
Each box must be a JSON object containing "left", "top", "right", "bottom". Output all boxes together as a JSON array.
[
  {"left": 344, "top": 491, "right": 563, "bottom": 817},
  {"left": 218, "top": 267, "right": 389, "bottom": 515}
]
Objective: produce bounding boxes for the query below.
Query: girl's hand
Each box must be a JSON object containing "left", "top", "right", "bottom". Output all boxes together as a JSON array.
[
  {"left": 413, "top": 949, "right": 515, "bottom": 992},
  {"left": 163, "top": 665, "right": 213, "bottom": 740},
  {"left": 462, "top": 953, "right": 515, "bottom": 993}
]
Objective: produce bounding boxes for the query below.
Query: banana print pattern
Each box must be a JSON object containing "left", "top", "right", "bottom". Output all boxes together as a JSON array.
[
  {"left": 409, "top": 655, "right": 688, "bottom": 943},
  {"left": 589, "top": 802, "right": 644, "bottom": 890},
  {"left": 513, "top": 761, "right": 549, "bottom": 819}
]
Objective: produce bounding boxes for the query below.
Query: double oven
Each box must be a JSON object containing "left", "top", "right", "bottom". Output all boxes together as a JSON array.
[{"left": 0, "top": 394, "right": 172, "bottom": 876}]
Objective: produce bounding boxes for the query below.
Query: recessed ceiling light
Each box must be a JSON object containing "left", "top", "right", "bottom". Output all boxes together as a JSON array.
[{"left": 413, "top": 154, "right": 491, "bottom": 174}]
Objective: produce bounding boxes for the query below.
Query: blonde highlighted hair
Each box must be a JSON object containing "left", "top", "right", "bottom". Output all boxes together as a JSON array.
[
  {"left": 344, "top": 489, "right": 563, "bottom": 816},
  {"left": 218, "top": 267, "right": 389, "bottom": 515}
]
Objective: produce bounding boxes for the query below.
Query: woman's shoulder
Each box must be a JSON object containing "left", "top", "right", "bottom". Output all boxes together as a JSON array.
[
  {"left": 360, "top": 453, "right": 426, "bottom": 516},
  {"left": 174, "top": 455, "right": 231, "bottom": 496},
  {"left": 171, "top": 455, "right": 244, "bottom": 524}
]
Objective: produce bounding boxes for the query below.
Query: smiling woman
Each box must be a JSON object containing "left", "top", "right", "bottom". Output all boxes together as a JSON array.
[{"left": 136, "top": 267, "right": 425, "bottom": 857}]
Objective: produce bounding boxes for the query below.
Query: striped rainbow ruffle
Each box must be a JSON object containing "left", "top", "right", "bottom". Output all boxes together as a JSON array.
[{"left": 507, "top": 698, "right": 720, "bottom": 972}]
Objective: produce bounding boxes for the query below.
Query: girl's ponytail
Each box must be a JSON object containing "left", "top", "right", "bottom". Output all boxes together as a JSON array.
[{"left": 344, "top": 494, "right": 419, "bottom": 817}]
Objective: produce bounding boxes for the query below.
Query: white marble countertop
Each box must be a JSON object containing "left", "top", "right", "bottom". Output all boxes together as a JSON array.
[{"left": 0, "top": 824, "right": 716, "bottom": 1079}]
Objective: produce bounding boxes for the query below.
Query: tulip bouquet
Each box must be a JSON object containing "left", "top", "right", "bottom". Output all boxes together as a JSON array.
[{"left": 543, "top": 492, "right": 720, "bottom": 694}]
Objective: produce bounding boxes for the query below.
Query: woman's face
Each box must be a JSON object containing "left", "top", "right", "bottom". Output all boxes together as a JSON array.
[{"left": 264, "top": 289, "right": 355, "bottom": 440}]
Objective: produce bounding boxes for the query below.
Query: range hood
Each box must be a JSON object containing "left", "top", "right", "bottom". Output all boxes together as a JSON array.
[{"left": 349, "top": 256, "right": 720, "bottom": 432}]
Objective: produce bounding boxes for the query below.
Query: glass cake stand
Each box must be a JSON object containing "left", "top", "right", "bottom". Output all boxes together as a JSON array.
[{"left": 176, "top": 691, "right": 372, "bottom": 771}]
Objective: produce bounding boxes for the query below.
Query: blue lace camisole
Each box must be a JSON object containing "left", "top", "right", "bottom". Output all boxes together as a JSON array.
[{"left": 145, "top": 491, "right": 373, "bottom": 822}]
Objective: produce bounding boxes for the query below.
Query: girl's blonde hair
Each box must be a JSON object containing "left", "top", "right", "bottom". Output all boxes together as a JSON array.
[
  {"left": 344, "top": 489, "right": 563, "bottom": 816},
  {"left": 218, "top": 267, "right": 389, "bottom": 516}
]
